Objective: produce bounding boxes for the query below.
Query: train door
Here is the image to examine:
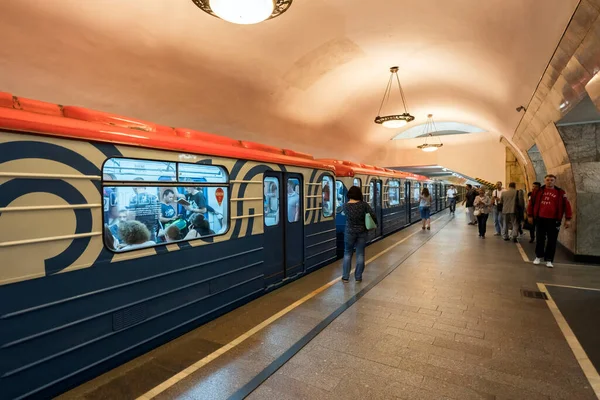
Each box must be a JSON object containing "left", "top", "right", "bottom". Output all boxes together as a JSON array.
[
  {"left": 368, "top": 179, "right": 383, "bottom": 241},
  {"left": 262, "top": 172, "right": 304, "bottom": 287},
  {"left": 405, "top": 180, "right": 412, "bottom": 223}
]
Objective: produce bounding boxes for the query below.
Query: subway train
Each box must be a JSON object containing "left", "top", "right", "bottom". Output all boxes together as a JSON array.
[{"left": 0, "top": 92, "right": 462, "bottom": 399}]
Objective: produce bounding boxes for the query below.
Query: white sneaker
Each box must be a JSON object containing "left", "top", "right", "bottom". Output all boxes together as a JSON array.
[
  {"left": 533, "top": 258, "right": 541, "bottom": 265},
  {"left": 546, "top": 261, "right": 554, "bottom": 268}
]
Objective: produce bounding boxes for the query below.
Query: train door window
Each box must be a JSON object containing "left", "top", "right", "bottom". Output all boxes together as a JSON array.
[
  {"left": 264, "top": 177, "right": 280, "bottom": 226},
  {"left": 287, "top": 178, "right": 301, "bottom": 223},
  {"left": 399, "top": 180, "right": 406, "bottom": 206},
  {"left": 102, "top": 158, "right": 229, "bottom": 252},
  {"left": 322, "top": 175, "right": 334, "bottom": 217},
  {"left": 368, "top": 181, "right": 375, "bottom": 208},
  {"left": 389, "top": 180, "right": 400, "bottom": 206},
  {"left": 335, "top": 180, "right": 345, "bottom": 214},
  {"left": 353, "top": 178, "right": 361, "bottom": 188}
]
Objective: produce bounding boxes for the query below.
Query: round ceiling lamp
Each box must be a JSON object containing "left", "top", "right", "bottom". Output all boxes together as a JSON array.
[
  {"left": 374, "top": 66, "right": 415, "bottom": 129},
  {"left": 417, "top": 114, "right": 444, "bottom": 152},
  {"left": 191, "top": 0, "right": 293, "bottom": 24}
]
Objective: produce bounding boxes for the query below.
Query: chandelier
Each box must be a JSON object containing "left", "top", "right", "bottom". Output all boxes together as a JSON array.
[
  {"left": 417, "top": 114, "right": 443, "bottom": 152},
  {"left": 191, "top": 0, "right": 293, "bottom": 25},
  {"left": 374, "top": 66, "right": 415, "bottom": 128}
]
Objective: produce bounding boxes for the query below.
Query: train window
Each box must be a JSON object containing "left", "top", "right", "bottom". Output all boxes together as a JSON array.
[
  {"left": 178, "top": 163, "right": 228, "bottom": 183},
  {"left": 103, "top": 158, "right": 176, "bottom": 182},
  {"left": 413, "top": 183, "right": 421, "bottom": 201},
  {"left": 399, "top": 181, "right": 406, "bottom": 206},
  {"left": 335, "top": 180, "right": 345, "bottom": 214},
  {"left": 287, "top": 178, "right": 301, "bottom": 223},
  {"left": 102, "top": 158, "right": 229, "bottom": 252},
  {"left": 264, "top": 177, "right": 280, "bottom": 226},
  {"left": 353, "top": 178, "right": 361, "bottom": 188},
  {"left": 321, "top": 175, "right": 334, "bottom": 217},
  {"left": 389, "top": 180, "right": 400, "bottom": 206},
  {"left": 368, "top": 181, "right": 375, "bottom": 208}
]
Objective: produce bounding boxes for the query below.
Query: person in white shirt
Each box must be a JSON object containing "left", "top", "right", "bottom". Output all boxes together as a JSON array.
[
  {"left": 492, "top": 181, "right": 505, "bottom": 236},
  {"left": 446, "top": 185, "right": 458, "bottom": 215}
]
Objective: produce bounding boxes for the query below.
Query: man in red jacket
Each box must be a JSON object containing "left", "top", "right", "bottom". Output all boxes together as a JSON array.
[{"left": 527, "top": 174, "right": 572, "bottom": 268}]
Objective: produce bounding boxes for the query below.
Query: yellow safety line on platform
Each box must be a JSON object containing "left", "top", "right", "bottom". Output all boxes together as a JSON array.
[
  {"left": 136, "top": 214, "right": 449, "bottom": 399},
  {"left": 537, "top": 283, "right": 600, "bottom": 399},
  {"left": 516, "top": 242, "right": 530, "bottom": 262}
]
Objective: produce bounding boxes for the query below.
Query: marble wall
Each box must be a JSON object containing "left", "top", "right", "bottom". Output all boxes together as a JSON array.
[
  {"left": 527, "top": 144, "right": 547, "bottom": 182},
  {"left": 557, "top": 123, "right": 600, "bottom": 255},
  {"left": 508, "top": 0, "right": 600, "bottom": 257},
  {"left": 505, "top": 148, "right": 527, "bottom": 190}
]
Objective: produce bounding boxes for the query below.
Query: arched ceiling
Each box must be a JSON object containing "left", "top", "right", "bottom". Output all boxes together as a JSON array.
[{"left": 0, "top": 0, "right": 579, "bottom": 162}]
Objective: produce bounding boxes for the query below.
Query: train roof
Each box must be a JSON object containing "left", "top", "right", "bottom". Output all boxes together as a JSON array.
[
  {"left": 0, "top": 92, "right": 334, "bottom": 172},
  {"left": 317, "top": 159, "right": 430, "bottom": 182}
]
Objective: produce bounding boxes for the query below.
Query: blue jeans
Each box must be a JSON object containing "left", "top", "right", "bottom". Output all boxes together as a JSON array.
[
  {"left": 449, "top": 198, "right": 456, "bottom": 213},
  {"left": 492, "top": 206, "right": 503, "bottom": 234},
  {"left": 342, "top": 231, "right": 367, "bottom": 280}
]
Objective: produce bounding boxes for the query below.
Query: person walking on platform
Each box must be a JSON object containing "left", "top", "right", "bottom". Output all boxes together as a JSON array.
[
  {"left": 527, "top": 175, "right": 572, "bottom": 268},
  {"left": 525, "top": 182, "right": 541, "bottom": 243},
  {"left": 446, "top": 185, "right": 458, "bottom": 215},
  {"left": 420, "top": 187, "right": 432, "bottom": 230},
  {"left": 500, "top": 182, "right": 523, "bottom": 242},
  {"left": 341, "top": 186, "right": 377, "bottom": 283},
  {"left": 474, "top": 188, "right": 491, "bottom": 238},
  {"left": 492, "top": 181, "right": 505, "bottom": 236},
  {"left": 463, "top": 184, "right": 477, "bottom": 225}
]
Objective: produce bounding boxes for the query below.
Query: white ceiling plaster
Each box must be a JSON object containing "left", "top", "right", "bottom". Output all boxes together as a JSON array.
[{"left": 0, "top": 0, "right": 579, "bottom": 162}]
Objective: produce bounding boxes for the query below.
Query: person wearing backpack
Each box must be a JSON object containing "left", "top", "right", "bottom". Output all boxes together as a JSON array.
[{"left": 341, "top": 186, "right": 378, "bottom": 283}]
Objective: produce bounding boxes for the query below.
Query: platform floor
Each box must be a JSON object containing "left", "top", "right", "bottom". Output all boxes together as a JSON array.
[{"left": 59, "top": 210, "right": 600, "bottom": 400}]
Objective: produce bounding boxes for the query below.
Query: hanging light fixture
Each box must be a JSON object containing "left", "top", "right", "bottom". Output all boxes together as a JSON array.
[
  {"left": 417, "top": 114, "right": 443, "bottom": 152},
  {"left": 191, "top": 0, "right": 293, "bottom": 25},
  {"left": 374, "top": 66, "right": 415, "bottom": 128}
]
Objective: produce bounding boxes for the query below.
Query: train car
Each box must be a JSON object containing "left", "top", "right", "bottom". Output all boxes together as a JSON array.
[
  {"left": 321, "top": 159, "right": 431, "bottom": 257},
  {"left": 0, "top": 93, "right": 339, "bottom": 399}
]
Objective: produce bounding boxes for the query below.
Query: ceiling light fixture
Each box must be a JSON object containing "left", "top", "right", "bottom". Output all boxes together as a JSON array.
[
  {"left": 191, "top": 0, "right": 293, "bottom": 25},
  {"left": 417, "top": 114, "right": 443, "bottom": 152},
  {"left": 374, "top": 66, "right": 414, "bottom": 128}
]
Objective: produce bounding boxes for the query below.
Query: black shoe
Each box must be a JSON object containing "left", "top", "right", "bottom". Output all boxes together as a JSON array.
[
  {"left": 342, "top": 278, "right": 349, "bottom": 283},
  {"left": 529, "top": 238, "right": 535, "bottom": 243},
  {"left": 513, "top": 238, "right": 518, "bottom": 243},
  {"left": 504, "top": 238, "right": 510, "bottom": 241},
  {"left": 355, "top": 278, "right": 362, "bottom": 282},
  {"left": 427, "top": 227, "right": 430, "bottom": 230}
]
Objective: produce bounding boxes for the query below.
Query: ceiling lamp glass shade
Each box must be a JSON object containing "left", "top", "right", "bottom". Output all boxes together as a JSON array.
[
  {"left": 374, "top": 66, "right": 415, "bottom": 129},
  {"left": 192, "top": 0, "right": 293, "bottom": 24},
  {"left": 417, "top": 114, "right": 444, "bottom": 152}
]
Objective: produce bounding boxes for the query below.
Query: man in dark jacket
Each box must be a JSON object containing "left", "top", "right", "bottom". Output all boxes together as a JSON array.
[
  {"left": 527, "top": 174, "right": 572, "bottom": 268},
  {"left": 463, "top": 184, "right": 477, "bottom": 225},
  {"left": 526, "top": 182, "right": 541, "bottom": 242}
]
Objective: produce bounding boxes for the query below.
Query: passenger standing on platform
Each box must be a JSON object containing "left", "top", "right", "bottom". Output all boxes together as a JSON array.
[
  {"left": 341, "top": 186, "right": 377, "bottom": 283},
  {"left": 515, "top": 189, "right": 525, "bottom": 237},
  {"left": 492, "top": 181, "right": 505, "bottom": 236},
  {"left": 526, "top": 182, "right": 541, "bottom": 243},
  {"left": 474, "top": 188, "right": 491, "bottom": 238},
  {"left": 446, "top": 185, "right": 457, "bottom": 215},
  {"left": 419, "top": 187, "right": 432, "bottom": 230},
  {"left": 500, "top": 182, "right": 523, "bottom": 242},
  {"left": 527, "top": 174, "right": 572, "bottom": 268},
  {"left": 463, "top": 184, "right": 477, "bottom": 225}
]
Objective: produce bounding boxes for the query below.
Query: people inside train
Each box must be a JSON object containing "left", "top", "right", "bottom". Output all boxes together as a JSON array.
[
  {"left": 118, "top": 220, "right": 156, "bottom": 251},
  {"left": 103, "top": 173, "right": 119, "bottom": 225},
  {"left": 163, "top": 224, "right": 181, "bottom": 243},
  {"left": 160, "top": 189, "right": 179, "bottom": 224},
  {"left": 492, "top": 181, "right": 505, "bottom": 236},
  {"left": 184, "top": 214, "right": 215, "bottom": 240},
  {"left": 103, "top": 224, "right": 117, "bottom": 251},
  {"left": 446, "top": 184, "right": 457, "bottom": 215},
  {"left": 463, "top": 184, "right": 477, "bottom": 225},
  {"left": 500, "top": 182, "right": 523, "bottom": 242},
  {"left": 525, "top": 182, "right": 541, "bottom": 243},
  {"left": 474, "top": 188, "right": 491, "bottom": 238},
  {"left": 419, "top": 187, "right": 432, "bottom": 230},
  {"left": 127, "top": 178, "right": 160, "bottom": 241},
  {"left": 322, "top": 179, "right": 332, "bottom": 215},
  {"left": 108, "top": 209, "right": 128, "bottom": 242},
  {"left": 341, "top": 186, "right": 377, "bottom": 283},
  {"left": 181, "top": 187, "right": 219, "bottom": 219},
  {"left": 287, "top": 180, "right": 300, "bottom": 222},
  {"left": 527, "top": 174, "right": 572, "bottom": 268}
]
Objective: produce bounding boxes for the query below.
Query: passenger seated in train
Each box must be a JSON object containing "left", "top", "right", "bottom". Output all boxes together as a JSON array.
[
  {"left": 117, "top": 220, "right": 156, "bottom": 251},
  {"left": 163, "top": 224, "right": 181, "bottom": 243},
  {"left": 127, "top": 179, "right": 160, "bottom": 241},
  {"left": 184, "top": 214, "right": 215, "bottom": 240}
]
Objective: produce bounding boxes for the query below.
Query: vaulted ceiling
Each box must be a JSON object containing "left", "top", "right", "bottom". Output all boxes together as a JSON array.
[{"left": 0, "top": 0, "right": 579, "bottom": 162}]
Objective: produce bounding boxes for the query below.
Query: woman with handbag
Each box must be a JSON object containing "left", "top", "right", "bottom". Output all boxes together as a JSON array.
[
  {"left": 341, "top": 186, "right": 377, "bottom": 283},
  {"left": 474, "top": 188, "right": 492, "bottom": 238}
]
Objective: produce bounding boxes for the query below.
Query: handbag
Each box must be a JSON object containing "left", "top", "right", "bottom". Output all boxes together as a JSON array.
[
  {"left": 474, "top": 209, "right": 481, "bottom": 217},
  {"left": 365, "top": 212, "right": 377, "bottom": 230}
]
